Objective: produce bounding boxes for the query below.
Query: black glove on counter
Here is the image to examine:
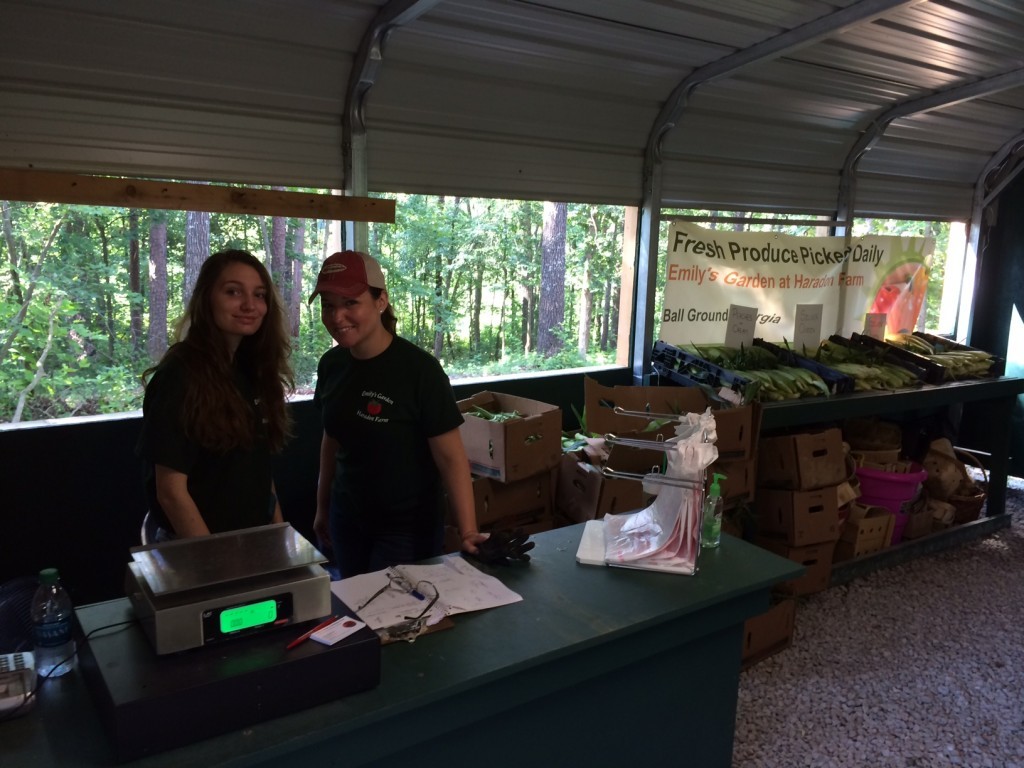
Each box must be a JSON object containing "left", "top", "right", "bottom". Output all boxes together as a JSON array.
[{"left": 469, "top": 529, "right": 535, "bottom": 565}]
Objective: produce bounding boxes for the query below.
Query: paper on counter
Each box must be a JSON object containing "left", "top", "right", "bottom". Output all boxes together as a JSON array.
[{"left": 331, "top": 555, "right": 523, "bottom": 631}]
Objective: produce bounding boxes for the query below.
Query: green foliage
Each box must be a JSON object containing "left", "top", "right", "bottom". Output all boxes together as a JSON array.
[
  {"left": 1, "top": 194, "right": 630, "bottom": 424},
  {"left": 0, "top": 194, "right": 963, "bottom": 425}
]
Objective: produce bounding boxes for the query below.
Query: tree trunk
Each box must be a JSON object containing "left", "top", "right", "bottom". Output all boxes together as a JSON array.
[
  {"left": 495, "top": 260, "right": 508, "bottom": 361},
  {"left": 289, "top": 218, "right": 305, "bottom": 337},
  {"left": 128, "top": 209, "right": 143, "bottom": 355},
  {"left": 184, "top": 210, "right": 210, "bottom": 304},
  {"left": 1, "top": 201, "right": 24, "bottom": 304},
  {"left": 432, "top": 196, "right": 456, "bottom": 358},
  {"left": 601, "top": 279, "right": 611, "bottom": 350},
  {"left": 147, "top": 214, "right": 168, "bottom": 360},
  {"left": 521, "top": 288, "right": 533, "bottom": 354},
  {"left": 538, "top": 201, "right": 567, "bottom": 357},
  {"left": 578, "top": 211, "right": 596, "bottom": 356},
  {"left": 0, "top": 213, "right": 64, "bottom": 367},
  {"left": 433, "top": 252, "right": 444, "bottom": 358},
  {"left": 94, "top": 217, "right": 115, "bottom": 360},
  {"left": 259, "top": 216, "right": 272, "bottom": 262},
  {"left": 270, "top": 191, "right": 287, "bottom": 288},
  {"left": 471, "top": 260, "right": 482, "bottom": 352}
]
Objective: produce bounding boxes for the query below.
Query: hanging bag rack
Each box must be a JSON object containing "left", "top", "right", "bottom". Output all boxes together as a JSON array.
[
  {"left": 613, "top": 406, "right": 688, "bottom": 422},
  {"left": 600, "top": 466, "right": 703, "bottom": 490},
  {"left": 602, "top": 433, "right": 708, "bottom": 490},
  {"left": 603, "top": 433, "right": 674, "bottom": 450}
]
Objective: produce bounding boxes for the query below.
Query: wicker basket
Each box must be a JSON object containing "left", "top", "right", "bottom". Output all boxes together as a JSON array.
[
  {"left": 922, "top": 441, "right": 963, "bottom": 500},
  {"left": 843, "top": 418, "right": 902, "bottom": 451},
  {"left": 948, "top": 449, "right": 988, "bottom": 524}
]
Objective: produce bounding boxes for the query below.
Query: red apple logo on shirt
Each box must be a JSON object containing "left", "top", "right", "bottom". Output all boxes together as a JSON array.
[{"left": 367, "top": 400, "right": 382, "bottom": 416}]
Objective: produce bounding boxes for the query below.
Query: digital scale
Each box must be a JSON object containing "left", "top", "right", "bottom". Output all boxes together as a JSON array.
[{"left": 125, "top": 523, "right": 331, "bottom": 654}]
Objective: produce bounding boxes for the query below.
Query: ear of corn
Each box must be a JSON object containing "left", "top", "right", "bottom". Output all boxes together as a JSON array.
[
  {"left": 686, "top": 343, "right": 833, "bottom": 401},
  {"left": 816, "top": 340, "right": 921, "bottom": 390},
  {"left": 887, "top": 333, "right": 996, "bottom": 380}
]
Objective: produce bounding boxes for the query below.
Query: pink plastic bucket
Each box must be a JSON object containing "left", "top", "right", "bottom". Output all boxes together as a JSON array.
[{"left": 856, "top": 463, "right": 927, "bottom": 544}]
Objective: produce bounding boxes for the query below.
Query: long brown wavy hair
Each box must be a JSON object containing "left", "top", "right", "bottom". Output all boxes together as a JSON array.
[{"left": 144, "top": 250, "right": 294, "bottom": 453}]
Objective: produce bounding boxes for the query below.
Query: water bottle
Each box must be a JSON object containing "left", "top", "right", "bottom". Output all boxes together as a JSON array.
[
  {"left": 701, "top": 473, "right": 727, "bottom": 549},
  {"left": 31, "top": 568, "right": 77, "bottom": 678}
]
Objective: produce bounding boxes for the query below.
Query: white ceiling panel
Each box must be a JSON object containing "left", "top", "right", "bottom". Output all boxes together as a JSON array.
[{"left": 2, "top": 0, "right": 1024, "bottom": 218}]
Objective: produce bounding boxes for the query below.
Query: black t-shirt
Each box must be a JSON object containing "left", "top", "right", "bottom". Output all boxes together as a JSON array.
[
  {"left": 136, "top": 353, "right": 275, "bottom": 534},
  {"left": 313, "top": 336, "right": 463, "bottom": 535}
]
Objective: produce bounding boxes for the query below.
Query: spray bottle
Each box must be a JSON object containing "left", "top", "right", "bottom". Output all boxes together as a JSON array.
[{"left": 702, "top": 473, "right": 727, "bottom": 549}]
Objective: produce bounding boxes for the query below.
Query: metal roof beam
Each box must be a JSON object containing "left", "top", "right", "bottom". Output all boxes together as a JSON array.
[
  {"left": 633, "top": 0, "right": 917, "bottom": 383},
  {"left": 960, "top": 132, "right": 1024, "bottom": 342},
  {"left": 343, "top": 0, "right": 444, "bottom": 250},
  {"left": 645, "top": 0, "right": 919, "bottom": 166},
  {"left": 837, "top": 66, "right": 1024, "bottom": 231}
]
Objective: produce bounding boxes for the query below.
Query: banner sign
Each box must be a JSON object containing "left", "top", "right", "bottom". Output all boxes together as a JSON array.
[{"left": 660, "top": 222, "right": 933, "bottom": 348}]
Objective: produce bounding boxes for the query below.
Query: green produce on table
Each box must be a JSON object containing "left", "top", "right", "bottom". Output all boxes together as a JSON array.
[
  {"left": 815, "top": 340, "right": 920, "bottom": 390},
  {"left": 470, "top": 405, "right": 522, "bottom": 422},
  {"left": 887, "top": 333, "right": 995, "bottom": 380},
  {"left": 686, "top": 343, "right": 780, "bottom": 370},
  {"left": 685, "top": 343, "right": 830, "bottom": 402},
  {"left": 732, "top": 366, "right": 831, "bottom": 401}
]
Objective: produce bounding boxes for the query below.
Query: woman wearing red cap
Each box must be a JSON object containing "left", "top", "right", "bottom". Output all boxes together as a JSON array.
[
  {"left": 310, "top": 250, "right": 484, "bottom": 577},
  {"left": 137, "top": 250, "right": 293, "bottom": 539}
]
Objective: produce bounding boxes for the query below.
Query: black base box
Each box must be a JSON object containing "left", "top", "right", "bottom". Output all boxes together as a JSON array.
[{"left": 74, "top": 593, "right": 380, "bottom": 762}]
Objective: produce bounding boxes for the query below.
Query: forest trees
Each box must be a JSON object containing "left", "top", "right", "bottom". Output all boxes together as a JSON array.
[
  {"left": 538, "top": 201, "right": 567, "bottom": 358},
  {"left": 0, "top": 194, "right": 630, "bottom": 424}
]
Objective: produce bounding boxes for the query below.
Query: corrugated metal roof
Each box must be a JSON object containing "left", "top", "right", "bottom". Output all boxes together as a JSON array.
[{"left": 2, "top": 0, "right": 1023, "bottom": 219}]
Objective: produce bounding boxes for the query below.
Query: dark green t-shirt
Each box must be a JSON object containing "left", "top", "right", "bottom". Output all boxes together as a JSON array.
[
  {"left": 313, "top": 336, "right": 463, "bottom": 534},
  {"left": 137, "top": 352, "right": 275, "bottom": 534}
]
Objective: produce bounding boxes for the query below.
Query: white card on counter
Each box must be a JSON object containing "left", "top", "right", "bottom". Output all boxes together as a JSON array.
[
  {"left": 724, "top": 304, "right": 758, "bottom": 349},
  {"left": 311, "top": 616, "right": 366, "bottom": 646}
]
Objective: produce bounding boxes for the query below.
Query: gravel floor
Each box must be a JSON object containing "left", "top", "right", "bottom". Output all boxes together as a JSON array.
[{"left": 733, "top": 476, "right": 1024, "bottom": 768}]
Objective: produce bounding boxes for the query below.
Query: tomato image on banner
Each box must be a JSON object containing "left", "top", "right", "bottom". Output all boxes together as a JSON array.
[{"left": 868, "top": 261, "right": 929, "bottom": 336}]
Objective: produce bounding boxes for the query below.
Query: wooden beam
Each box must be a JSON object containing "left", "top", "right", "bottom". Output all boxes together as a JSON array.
[{"left": 0, "top": 168, "right": 395, "bottom": 222}]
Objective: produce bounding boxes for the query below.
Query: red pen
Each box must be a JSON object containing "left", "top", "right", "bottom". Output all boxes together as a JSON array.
[{"left": 285, "top": 616, "right": 339, "bottom": 651}]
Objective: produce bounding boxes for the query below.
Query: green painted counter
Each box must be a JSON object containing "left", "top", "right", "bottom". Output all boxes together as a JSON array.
[{"left": 4, "top": 524, "right": 802, "bottom": 768}]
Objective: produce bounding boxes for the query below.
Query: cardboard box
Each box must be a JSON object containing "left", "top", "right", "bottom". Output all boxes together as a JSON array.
[
  {"left": 757, "top": 539, "right": 834, "bottom": 595},
  {"left": 742, "top": 599, "right": 796, "bottom": 668},
  {"left": 757, "top": 428, "right": 847, "bottom": 490},
  {"left": 756, "top": 487, "right": 840, "bottom": 546},
  {"left": 583, "top": 377, "right": 759, "bottom": 459},
  {"left": 833, "top": 504, "right": 894, "bottom": 561},
  {"left": 711, "top": 457, "right": 756, "bottom": 508},
  {"left": 458, "top": 391, "right": 562, "bottom": 482},
  {"left": 556, "top": 454, "right": 651, "bottom": 524},
  {"left": 471, "top": 471, "right": 553, "bottom": 530}
]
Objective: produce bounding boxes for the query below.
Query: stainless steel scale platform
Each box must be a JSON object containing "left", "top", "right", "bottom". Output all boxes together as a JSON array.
[{"left": 125, "top": 523, "right": 331, "bottom": 654}]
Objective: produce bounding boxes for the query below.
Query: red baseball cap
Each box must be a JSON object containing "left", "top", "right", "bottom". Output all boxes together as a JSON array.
[{"left": 308, "top": 250, "right": 387, "bottom": 303}]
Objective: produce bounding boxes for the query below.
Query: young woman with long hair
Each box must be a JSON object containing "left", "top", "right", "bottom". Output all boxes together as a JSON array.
[{"left": 137, "top": 249, "right": 294, "bottom": 539}]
